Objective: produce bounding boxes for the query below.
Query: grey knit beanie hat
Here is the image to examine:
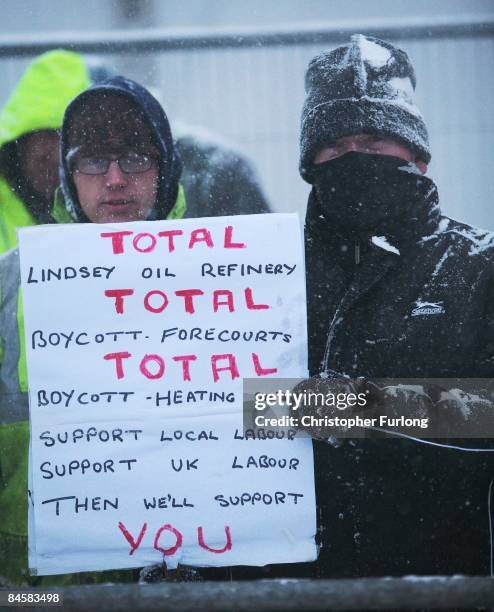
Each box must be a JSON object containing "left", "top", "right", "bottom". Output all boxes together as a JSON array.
[{"left": 300, "top": 34, "right": 431, "bottom": 183}]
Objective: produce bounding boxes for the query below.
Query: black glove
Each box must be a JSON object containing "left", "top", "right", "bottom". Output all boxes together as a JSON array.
[{"left": 291, "top": 371, "right": 382, "bottom": 441}]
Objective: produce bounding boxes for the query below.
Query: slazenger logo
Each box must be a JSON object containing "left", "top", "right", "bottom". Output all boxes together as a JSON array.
[{"left": 411, "top": 301, "right": 445, "bottom": 317}]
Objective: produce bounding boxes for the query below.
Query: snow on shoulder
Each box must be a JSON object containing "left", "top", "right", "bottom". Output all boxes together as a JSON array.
[{"left": 457, "top": 226, "right": 494, "bottom": 256}]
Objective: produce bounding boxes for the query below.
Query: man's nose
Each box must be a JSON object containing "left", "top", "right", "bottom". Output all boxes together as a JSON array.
[{"left": 105, "top": 160, "right": 128, "bottom": 188}]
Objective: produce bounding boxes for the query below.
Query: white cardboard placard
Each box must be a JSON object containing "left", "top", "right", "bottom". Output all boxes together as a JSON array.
[{"left": 20, "top": 213, "right": 316, "bottom": 575}]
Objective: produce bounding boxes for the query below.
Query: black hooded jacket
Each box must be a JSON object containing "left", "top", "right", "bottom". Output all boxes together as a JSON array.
[
  {"left": 175, "top": 130, "right": 271, "bottom": 218},
  {"left": 305, "top": 175, "right": 494, "bottom": 577},
  {"left": 59, "top": 76, "right": 182, "bottom": 223}
]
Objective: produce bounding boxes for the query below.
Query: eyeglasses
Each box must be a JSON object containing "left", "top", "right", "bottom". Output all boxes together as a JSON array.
[{"left": 69, "top": 151, "right": 159, "bottom": 175}]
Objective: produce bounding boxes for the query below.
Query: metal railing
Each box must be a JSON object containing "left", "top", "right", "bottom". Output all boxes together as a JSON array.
[
  {"left": 0, "top": 14, "right": 492, "bottom": 57},
  {"left": 5, "top": 576, "right": 494, "bottom": 611}
]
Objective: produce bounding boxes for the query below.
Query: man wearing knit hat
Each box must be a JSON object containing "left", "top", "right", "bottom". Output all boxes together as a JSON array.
[{"left": 298, "top": 35, "right": 494, "bottom": 577}]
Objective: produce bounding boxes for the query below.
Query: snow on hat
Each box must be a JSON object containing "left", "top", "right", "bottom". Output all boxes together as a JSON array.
[{"left": 300, "top": 34, "right": 431, "bottom": 183}]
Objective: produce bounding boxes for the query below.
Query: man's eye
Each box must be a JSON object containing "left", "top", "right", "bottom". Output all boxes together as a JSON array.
[
  {"left": 120, "top": 153, "right": 153, "bottom": 173},
  {"left": 75, "top": 157, "right": 108, "bottom": 173},
  {"left": 367, "top": 136, "right": 385, "bottom": 146},
  {"left": 36, "top": 153, "right": 53, "bottom": 162},
  {"left": 362, "top": 142, "right": 383, "bottom": 152},
  {"left": 125, "top": 153, "right": 148, "bottom": 164},
  {"left": 324, "top": 145, "right": 339, "bottom": 155}
]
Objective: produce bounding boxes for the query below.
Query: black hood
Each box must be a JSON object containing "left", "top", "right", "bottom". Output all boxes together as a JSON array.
[{"left": 59, "top": 76, "right": 182, "bottom": 222}]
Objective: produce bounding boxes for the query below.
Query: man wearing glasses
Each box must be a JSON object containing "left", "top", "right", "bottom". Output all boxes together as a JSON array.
[
  {"left": 57, "top": 75, "right": 184, "bottom": 224},
  {"left": 0, "top": 76, "right": 185, "bottom": 586}
]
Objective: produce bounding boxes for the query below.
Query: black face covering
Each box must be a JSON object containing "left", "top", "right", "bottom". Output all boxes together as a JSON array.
[{"left": 312, "top": 152, "right": 437, "bottom": 243}]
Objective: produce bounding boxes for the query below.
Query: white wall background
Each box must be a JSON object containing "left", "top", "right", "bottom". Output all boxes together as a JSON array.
[{"left": 0, "top": 0, "right": 493, "bottom": 229}]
